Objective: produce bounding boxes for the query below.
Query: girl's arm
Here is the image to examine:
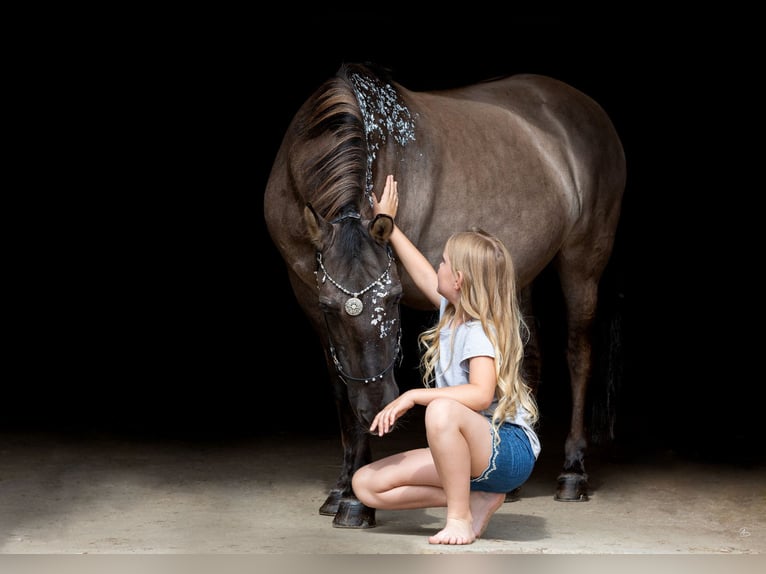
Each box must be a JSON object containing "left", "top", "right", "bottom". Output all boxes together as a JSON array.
[
  {"left": 373, "top": 175, "right": 441, "bottom": 309},
  {"left": 370, "top": 355, "right": 497, "bottom": 436}
]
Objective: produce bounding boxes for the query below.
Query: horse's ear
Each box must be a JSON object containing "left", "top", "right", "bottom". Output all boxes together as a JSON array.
[
  {"left": 304, "top": 202, "right": 331, "bottom": 250},
  {"left": 369, "top": 214, "right": 394, "bottom": 244}
]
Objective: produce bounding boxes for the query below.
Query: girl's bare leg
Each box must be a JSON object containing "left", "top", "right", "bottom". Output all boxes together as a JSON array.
[
  {"left": 470, "top": 490, "right": 506, "bottom": 538},
  {"left": 352, "top": 448, "right": 446, "bottom": 510},
  {"left": 423, "top": 399, "right": 494, "bottom": 545},
  {"left": 351, "top": 398, "right": 495, "bottom": 545}
]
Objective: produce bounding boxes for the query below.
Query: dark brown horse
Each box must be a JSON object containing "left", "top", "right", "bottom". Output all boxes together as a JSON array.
[{"left": 264, "top": 62, "right": 626, "bottom": 528}]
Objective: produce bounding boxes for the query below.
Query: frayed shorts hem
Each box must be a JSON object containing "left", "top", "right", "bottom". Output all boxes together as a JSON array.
[{"left": 470, "top": 420, "right": 536, "bottom": 493}]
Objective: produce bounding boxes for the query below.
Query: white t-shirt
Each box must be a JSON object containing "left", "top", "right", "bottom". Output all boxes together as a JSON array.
[{"left": 435, "top": 298, "right": 541, "bottom": 458}]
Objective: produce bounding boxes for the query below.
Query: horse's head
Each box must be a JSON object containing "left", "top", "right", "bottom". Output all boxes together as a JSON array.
[{"left": 304, "top": 203, "right": 402, "bottom": 429}]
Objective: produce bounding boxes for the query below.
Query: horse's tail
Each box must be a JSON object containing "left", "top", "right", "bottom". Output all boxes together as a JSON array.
[{"left": 588, "top": 236, "right": 625, "bottom": 446}]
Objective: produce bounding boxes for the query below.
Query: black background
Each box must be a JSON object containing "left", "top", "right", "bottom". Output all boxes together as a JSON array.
[{"left": 8, "top": 16, "right": 761, "bottom": 464}]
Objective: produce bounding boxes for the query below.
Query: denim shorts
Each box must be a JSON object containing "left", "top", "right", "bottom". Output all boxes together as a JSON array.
[{"left": 470, "top": 419, "right": 536, "bottom": 493}]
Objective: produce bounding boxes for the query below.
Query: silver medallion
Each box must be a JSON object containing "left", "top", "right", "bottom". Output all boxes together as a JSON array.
[{"left": 345, "top": 297, "right": 363, "bottom": 316}]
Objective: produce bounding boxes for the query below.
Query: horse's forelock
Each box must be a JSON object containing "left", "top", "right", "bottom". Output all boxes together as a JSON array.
[{"left": 336, "top": 220, "right": 365, "bottom": 262}]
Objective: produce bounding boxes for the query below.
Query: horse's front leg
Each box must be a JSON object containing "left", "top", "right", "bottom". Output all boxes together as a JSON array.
[
  {"left": 331, "top": 417, "right": 376, "bottom": 528},
  {"left": 318, "top": 378, "right": 376, "bottom": 528}
]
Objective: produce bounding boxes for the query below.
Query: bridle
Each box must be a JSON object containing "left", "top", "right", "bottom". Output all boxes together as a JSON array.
[
  {"left": 326, "top": 316, "right": 402, "bottom": 385},
  {"left": 314, "top": 215, "right": 402, "bottom": 384}
]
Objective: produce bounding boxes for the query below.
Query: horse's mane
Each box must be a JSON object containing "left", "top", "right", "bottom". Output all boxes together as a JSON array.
[
  {"left": 298, "top": 64, "right": 368, "bottom": 219},
  {"left": 298, "top": 62, "right": 415, "bottom": 220}
]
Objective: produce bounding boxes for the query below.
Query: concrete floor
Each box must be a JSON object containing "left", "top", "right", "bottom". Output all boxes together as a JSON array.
[{"left": 0, "top": 426, "right": 764, "bottom": 556}]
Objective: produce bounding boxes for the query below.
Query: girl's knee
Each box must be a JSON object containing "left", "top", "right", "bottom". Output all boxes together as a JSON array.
[
  {"left": 425, "top": 397, "right": 459, "bottom": 415},
  {"left": 425, "top": 397, "right": 462, "bottom": 429},
  {"left": 351, "top": 467, "right": 372, "bottom": 503}
]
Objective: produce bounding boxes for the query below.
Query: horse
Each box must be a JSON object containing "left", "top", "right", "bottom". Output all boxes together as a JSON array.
[{"left": 264, "top": 62, "right": 626, "bottom": 529}]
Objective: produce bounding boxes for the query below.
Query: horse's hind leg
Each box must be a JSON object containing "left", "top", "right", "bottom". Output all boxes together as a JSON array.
[
  {"left": 553, "top": 258, "right": 602, "bottom": 501},
  {"left": 520, "top": 284, "right": 543, "bottom": 397},
  {"left": 505, "top": 285, "right": 543, "bottom": 503}
]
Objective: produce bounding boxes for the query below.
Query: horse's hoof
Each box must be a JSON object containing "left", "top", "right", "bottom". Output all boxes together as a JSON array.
[
  {"left": 554, "top": 472, "right": 589, "bottom": 501},
  {"left": 319, "top": 489, "right": 342, "bottom": 516},
  {"left": 332, "top": 498, "right": 376, "bottom": 529}
]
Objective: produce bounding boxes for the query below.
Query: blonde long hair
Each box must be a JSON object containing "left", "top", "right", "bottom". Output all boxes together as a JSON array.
[{"left": 418, "top": 228, "right": 539, "bottom": 428}]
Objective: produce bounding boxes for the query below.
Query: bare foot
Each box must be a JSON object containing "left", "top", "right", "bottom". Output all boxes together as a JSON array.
[
  {"left": 428, "top": 517, "right": 475, "bottom": 545},
  {"left": 470, "top": 491, "right": 506, "bottom": 538}
]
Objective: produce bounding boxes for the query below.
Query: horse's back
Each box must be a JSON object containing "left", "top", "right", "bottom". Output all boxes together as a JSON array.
[
  {"left": 433, "top": 74, "right": 618, "bottom": 139},
  {"left": 415, "top": 73, "right": 624, "bottom": 179},
  {"left": 386, "top": 74, "right": 625, "bottom": 289}
]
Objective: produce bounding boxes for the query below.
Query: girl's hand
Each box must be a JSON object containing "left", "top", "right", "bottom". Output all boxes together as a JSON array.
[
  {"left": 372, "top": 174, "right": 399, "bottom": 219},
  {"left": 369, "top": 390, "right": 414, "bottom": 436}
]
